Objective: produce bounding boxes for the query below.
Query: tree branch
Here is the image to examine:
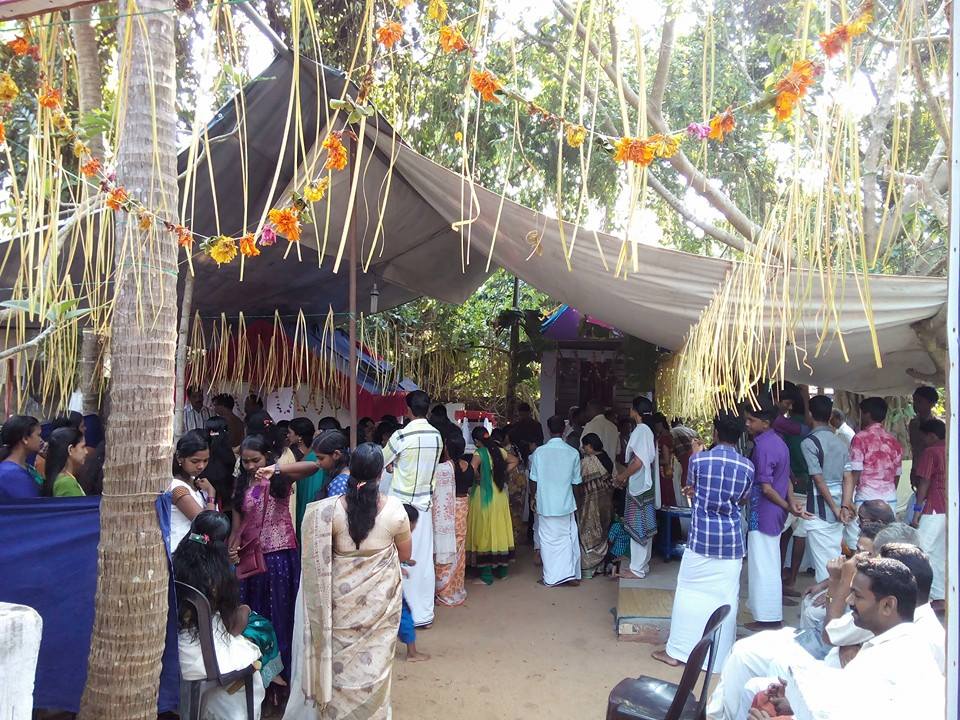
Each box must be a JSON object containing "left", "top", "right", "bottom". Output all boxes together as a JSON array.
[
  {"left": 520, "top": 25, "right": 746, "bottom": 251},
  {"left": 646, "top": 172, "right": 745, "bottom": 250},
  {"left": 910, "top": 44, "right": 949, "bottom": 145},
  {"left": 555, "top": 0, "right": 762, "bottom": 246},
  {"left": 650, "top": 15, "right": 675, "bottom": 113},
  {"left": 0, "top": 322, "right": 62, "bottom": 362}
]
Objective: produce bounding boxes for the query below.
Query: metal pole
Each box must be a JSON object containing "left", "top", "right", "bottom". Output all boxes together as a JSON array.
[
  {"left": 945, "top": 4, "right": 959, "bottom": 716},
  {"left": 505, "top": 275, "right": 520, "bottom": 422},
  {"left": 348, "top": 131, "right": 359, "bottom": 449},
  {"left": 234, "top": 2, "right": 288, "bottom": 55}
]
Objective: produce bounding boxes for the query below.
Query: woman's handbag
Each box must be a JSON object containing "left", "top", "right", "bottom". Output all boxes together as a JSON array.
[{"left": 236, "top": 484, "right": 269, "bottom": 579}]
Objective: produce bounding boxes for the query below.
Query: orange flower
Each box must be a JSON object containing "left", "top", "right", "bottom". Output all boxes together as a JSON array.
[
  {"left": 707, "top": 107, "right": 736, "bottom": 142},
  {"left": 239, "top": 233, "right": 260, "bottom": 258},
  {"left": 470, "top": 69, "right": 502, "bottom": 103},
  {"left": 106, "top": 187, "right": 129, "bottom": 211},
  {"left": 38, "top": 84, "right": 61, "bottom": 109},
  {"left": 80, "top": 158, "right": 102, "bottom": 177},
  {"left": 7, "top": 36, "right": 31, "bottom": 57},
  {"left": 268, "top": 207, "right": 301, "bottom": 242},
  {"left": 322, "top": 132, "right": 348, "bottom": 171},
  {"left": 819, "top": 26, "right": 850, "bottom": 57},
  {"left": 647, "top": 133, "right": 681, "bottom": 159},
  {"left": 72, "top": 140, "right": 90, "bottom": 158},
  {"left": 776, "top": 59, "right": 817, "bottom": 98},
  {"left": 376, "top": 21, "right": 404, "bottom": 49},
  {"left": 439, "top": 24, "right": 468, "bottom": 53},
  {"left": 613, "top": 137, "right": 654, "bottom": 166},
  {"left": 773, "top": 59, "right": 817, "bottom": 122},
  {"left": 0, "top": 120, "right": 5, "bottom": 146},
  {"left": 173, "top": 224, "right": 193, "bottom": 248},
  {"left": 138, "top": 212, "right": 153, "bottom": 231}
]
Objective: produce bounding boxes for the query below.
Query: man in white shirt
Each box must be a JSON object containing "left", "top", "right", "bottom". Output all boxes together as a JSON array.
[
  {"left": 616, "top": 396, "right": 658, "bottom": 579},
  {"left": 182, "top": 386, "right": 211, "bottom": 434},
  {"left": 581, "top": 401, "right": 620, "bottom": 462},
  {"left": 529, "top": 415, "right": 583, "bottom": 587},
  {"left": 750, "top": 556, "right": 943, "bottom": 719},
  {"left": 707, "top": 535, "right": 942, "bottom": 719},
  {"left": 829, "top": 408, "right": 855, "bottom": 447},
  {"left": 384, "top": 390, "right": 443, "bottom": 627}
]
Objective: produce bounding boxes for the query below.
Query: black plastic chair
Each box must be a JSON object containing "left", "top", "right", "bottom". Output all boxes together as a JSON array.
[
  {"left": 606, "top": 604, "right": 731, "bottom": 720},
  {"left": 174, "top": 580, "right": 258, "bottom": 720}
]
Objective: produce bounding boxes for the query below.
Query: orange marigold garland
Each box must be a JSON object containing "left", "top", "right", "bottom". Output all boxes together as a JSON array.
[
  {"left": 268, "top": 207, "right": 302, "bottom": 242},
  {"left": 376, "top": 22, "right": 404, "bottom": 49},
  {"left": 820, "top": 1, "right": 873, "bottom": 57},
  {"left": 322, "top": 132, "right": 348, "bottom": 171},
  {"left": 106, "top": 187, "right": 129, "bottom": 211},
  {"left": 173, "top": 224, "right": 193, "bottom": 248},
  {"left": 439, "top": 24, "right": 468, "bottom": 53},
  {"left": 7, "top": 36, "right": 31, "bottom": 57},
  {"left": 613, "top": 137, "right": 654, "bottom": 166},
  {"left": 0, "top": 120, "right": 5, "bottom": 146},
  {"left": 773, "top": 59, "right": 819, "bottom": 122},
  {"left": 80, "top": 158, "right": 101, "bottom": 177},
  {"left": 239, "top": 233, "right": 260, "bottom": 258},
  {"left": 707, "top": 107, "right": 736, "bottom": 142},
  {"left": 470, "top": 69, "right": 502, "bottom": 103},
  {"left": 38, "top": 84, "right": 61, "bottom": 109}
]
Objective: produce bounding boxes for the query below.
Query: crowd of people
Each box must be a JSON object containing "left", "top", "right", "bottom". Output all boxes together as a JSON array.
[{"left": 0, "top": 380, "right": 947, "bottom": 719}]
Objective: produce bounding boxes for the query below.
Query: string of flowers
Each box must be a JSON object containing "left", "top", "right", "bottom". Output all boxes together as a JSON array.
[
  {"left": 0, "top": 0, "right": 876, "bottom": 274},
  {"left": 416, "top": 0, "right": 874, "bottom": 165}
]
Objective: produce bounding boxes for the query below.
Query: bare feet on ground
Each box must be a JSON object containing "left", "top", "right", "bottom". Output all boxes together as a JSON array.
[
  {"left": 651, "top": 649, "right": 682, "bottom": 667},
  {"left": 406, "top": 650, "right": 431, "bottom": 662},
  {"left": 617, "top": 569, "right": 645, "bottom": 580}
]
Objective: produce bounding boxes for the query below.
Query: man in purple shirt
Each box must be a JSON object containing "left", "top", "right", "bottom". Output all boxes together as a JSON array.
[{"left": 745, "top": 403, "right": 808, "bottom": 630}]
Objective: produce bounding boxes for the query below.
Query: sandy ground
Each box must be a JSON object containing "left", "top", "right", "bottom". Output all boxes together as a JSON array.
[{"left": 390, "top": 545, "right": 687, "bottom": 720}]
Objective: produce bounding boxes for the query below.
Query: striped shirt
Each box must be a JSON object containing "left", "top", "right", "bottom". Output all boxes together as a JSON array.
[
  {"left": 383, "top": 418, "right": 443, "bottom": 511},
  {"left": 687, "top": 444, "right": 755, "bottom": 560}
]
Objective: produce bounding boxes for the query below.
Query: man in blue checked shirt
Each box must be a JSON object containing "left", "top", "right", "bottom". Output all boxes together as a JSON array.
[{"left": 653, "top": 411, "right": 754, "bottom": 670}]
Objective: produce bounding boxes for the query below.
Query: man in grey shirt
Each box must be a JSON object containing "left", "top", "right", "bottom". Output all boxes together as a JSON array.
[{"left": 801, "top": 395, "right": 853, "bottom": 582}]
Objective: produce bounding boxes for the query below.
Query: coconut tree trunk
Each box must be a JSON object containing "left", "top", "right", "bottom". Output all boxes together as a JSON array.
[{"left": 77, "top": 0, "right": 179, "bottom": 717}]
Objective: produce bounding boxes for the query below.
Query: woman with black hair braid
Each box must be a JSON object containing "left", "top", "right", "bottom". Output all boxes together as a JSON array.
[
  {"left": 465, "top": 426, "right": 517, "bottom": 585},
  {"left": 286, "top": 443, "right": 412, "bottom": 718}
]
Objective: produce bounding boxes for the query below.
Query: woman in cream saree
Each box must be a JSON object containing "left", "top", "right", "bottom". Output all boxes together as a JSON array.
[{"left": 284, "top": 443, "right": 411, "bottom": 720}]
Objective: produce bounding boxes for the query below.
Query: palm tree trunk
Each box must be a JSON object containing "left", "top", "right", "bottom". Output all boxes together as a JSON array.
[{"left": 77, "top": 0, "right": 179, "bottom": 716}]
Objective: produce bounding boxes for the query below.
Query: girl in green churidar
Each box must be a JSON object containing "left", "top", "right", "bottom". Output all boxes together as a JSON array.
[
  {"left": 466, "top": 426, "right": 517, "bottom": 585},
  {"left": 42, "top": 426, "right": 87, "bottom": 497}
]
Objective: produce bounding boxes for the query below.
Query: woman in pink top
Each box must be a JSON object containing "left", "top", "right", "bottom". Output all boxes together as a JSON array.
[{"left": 228, "top": 434, "right": 300, "bottom": 691}]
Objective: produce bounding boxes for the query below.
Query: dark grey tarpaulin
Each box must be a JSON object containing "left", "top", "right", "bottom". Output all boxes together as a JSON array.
[
  {"left": 180, "top": 51, "right": 947, "bottom": 393},
  {"left": 178, "top": 53, "right": 491, "bottom": 319}
]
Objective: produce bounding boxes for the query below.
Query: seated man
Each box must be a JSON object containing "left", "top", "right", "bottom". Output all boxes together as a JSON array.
[
  {"left": 742, "top": 556, "right": 943, "bottom": 719},
  {"left": 704, "top": 521, "right": 918, "bottom": 720},
  {"left": 798, "top": 499, "right": 895, "bottom": 631}
]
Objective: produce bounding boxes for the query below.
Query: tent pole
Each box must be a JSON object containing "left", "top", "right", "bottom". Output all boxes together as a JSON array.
[
  {"left": 945, "top": 4, "right": 959, "bottom": 717},
  {"left": 348, "top": 131, "right": 359, "bottom": 448},
  {"left": 234, "top": 2, "right": 288, "bottom": 56}
]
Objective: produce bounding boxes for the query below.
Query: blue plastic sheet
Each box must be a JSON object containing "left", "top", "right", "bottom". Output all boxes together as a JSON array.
[{"left": 0, "top": 495, "right": 179, "bottom": 713}]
